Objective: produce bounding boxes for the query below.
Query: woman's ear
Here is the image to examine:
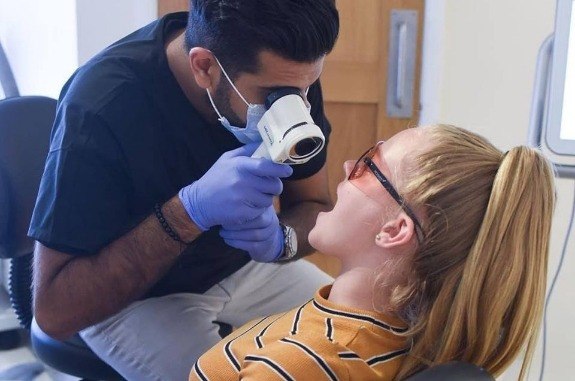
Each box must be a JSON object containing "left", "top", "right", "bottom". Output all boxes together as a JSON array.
[
  {"left": 375, "top": 213, "right": 415, "bottom": 249},
  {"left": 189, "top": 47, "right": 219, "bottom": 90}
]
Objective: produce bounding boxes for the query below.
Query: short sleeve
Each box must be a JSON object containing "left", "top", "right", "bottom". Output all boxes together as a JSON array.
[
  {"left": 28, "top": 101, "right": 132, "bottom": 255},
  {"left": 288, "top": 80, "right": 332, "bottom": 180}
]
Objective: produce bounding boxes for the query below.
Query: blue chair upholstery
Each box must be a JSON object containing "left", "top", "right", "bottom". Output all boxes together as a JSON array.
[
  {"left": 31, "top": 319, "right": 123, "bottom": 380},
  {"left": 404, "top": 361, "right": 494, "bottom": 380},
  {"left": 0, "top": 96, "right": 52, "bottom": 260},
  {"left": 0, "top": 95, "right": 124, "bottom": 380}
]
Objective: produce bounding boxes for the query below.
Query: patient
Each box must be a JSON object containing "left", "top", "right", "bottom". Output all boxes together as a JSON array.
[{"left": 189, "top": 124, "right": 555, "bottom": 381}]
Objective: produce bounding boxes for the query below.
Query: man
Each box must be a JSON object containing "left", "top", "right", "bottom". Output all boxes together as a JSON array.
[{"left": 29, "top": 0, "right": 339, "bottom": 380}]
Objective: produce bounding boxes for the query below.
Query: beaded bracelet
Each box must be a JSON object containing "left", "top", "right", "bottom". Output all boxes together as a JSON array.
[{"left": 154, "top": 203, "right": 185, "bottom": 244}]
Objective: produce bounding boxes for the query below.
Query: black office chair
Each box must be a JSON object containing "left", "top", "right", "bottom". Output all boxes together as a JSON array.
[{"left": 0, "top": 95, "right": 124, "bottom": 381}]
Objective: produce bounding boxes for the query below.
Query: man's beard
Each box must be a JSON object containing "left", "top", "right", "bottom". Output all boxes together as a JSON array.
[{"left": 212, "top": 79, "right": 246, "bottom": 128}]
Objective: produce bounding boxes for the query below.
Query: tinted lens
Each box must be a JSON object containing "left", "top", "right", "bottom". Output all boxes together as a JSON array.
[
  {"left": 348, "top": 159, "right": 366, "bottom": 180},
  {"left": 349, "top": 145, "right": 379, "bottom": 180}
]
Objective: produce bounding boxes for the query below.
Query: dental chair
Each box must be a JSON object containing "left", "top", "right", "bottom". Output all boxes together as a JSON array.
[{"left": 0, "top": 95, "right": 124, "bottom": 380}]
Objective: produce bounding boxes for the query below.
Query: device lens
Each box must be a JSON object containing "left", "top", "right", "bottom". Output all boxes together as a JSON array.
[{"left": 290, "top": 137, "right": 323, "bottom": 159}]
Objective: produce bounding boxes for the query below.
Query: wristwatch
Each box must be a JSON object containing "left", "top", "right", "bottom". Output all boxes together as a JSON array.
[{"left": 276, "top": 223, "right": 298, "bottom": 262}]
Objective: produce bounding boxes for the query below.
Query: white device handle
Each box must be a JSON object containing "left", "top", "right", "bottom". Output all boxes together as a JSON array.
[{"left": 251, "top": 142, "right": 271, "bottom": 159}]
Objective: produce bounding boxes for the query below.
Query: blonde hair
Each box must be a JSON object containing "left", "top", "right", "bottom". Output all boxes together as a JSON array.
[{"left": 393, "top": 125, "right": 556, "bottom": 380}]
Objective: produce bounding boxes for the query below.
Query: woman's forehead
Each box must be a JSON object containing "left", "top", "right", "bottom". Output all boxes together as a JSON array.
[{"left": 379, "top": 128, "right": 428, "bottom": 161}]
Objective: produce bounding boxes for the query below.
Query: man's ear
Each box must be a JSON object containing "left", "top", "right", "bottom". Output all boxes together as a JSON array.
[
  {"left": 375, "top": 213, "right": 415, "bottom": 249},
  {"left": 189, "top": 47, "right": 219, "bottom": 90}
]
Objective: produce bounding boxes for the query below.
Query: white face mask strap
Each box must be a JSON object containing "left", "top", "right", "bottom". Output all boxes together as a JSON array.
[
  {"left": 213, "top": 56, "right": 251, "bottom": 107},
  {"left": 206, "top": 89, "right": 224, "bottom": 120}
]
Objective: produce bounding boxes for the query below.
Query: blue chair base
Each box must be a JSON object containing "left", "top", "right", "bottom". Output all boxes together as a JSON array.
[{"left": 31, "top": 319, "right": 124, "bottom": 381}]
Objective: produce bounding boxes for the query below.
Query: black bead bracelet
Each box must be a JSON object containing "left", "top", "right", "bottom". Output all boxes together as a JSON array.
[{"left": 154, "top": 203, "right": 185, "bottom": 244}]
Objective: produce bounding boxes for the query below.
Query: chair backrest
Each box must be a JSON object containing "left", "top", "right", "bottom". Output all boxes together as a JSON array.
[
  {"left": 0, "top": 96, "right": 124, "bottom": 380},
  {"left": 0, "top": 96, "right": 56, "bottom": 259}
]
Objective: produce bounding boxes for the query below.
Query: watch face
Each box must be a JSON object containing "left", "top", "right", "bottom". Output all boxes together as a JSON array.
[
  {"left": 281, "top": 224, "right": 298, "bottom": 260},
  {"left": 287, "top": 226, "right": 297, "bottom": 255}
]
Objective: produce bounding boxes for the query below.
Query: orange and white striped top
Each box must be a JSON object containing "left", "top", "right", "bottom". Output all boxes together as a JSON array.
[{"left": 190, "top": 285, "right": 410, "bottom": 381}]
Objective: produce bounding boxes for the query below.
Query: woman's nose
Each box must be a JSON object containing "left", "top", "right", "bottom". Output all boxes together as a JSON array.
[{"left": 343, "top": 160, "right": 355, "bottom": 178}]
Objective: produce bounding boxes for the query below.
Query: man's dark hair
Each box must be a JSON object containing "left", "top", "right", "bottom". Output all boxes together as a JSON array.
[{"left": 185, "top": 0, "right": 339, "bottom": 78}]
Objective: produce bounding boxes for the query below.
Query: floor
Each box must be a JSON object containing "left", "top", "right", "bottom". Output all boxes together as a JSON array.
[
  {"left": 0, "top": 330, "right": 78, "bottom": 381},
  {"left": 0, "top": 261, "right": 78, "bottom": 380}
]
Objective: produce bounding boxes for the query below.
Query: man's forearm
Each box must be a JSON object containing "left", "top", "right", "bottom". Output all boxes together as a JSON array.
[
  {"left": 279, "top": 199, "right": 333, "bottom": 259},
  {"left": 33, "top": 196, "right": 202, "bottom": 339}
]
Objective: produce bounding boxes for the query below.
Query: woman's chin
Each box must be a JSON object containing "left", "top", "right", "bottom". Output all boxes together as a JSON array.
[
  {"left": 309, "top": 211, "right": 333, "bottom": 251},
  {"left": 308, "top": 224, "right": 321, "bottom": 250},
  {"left": 308, "top": 228, "right": 317, "bottom": 246}
]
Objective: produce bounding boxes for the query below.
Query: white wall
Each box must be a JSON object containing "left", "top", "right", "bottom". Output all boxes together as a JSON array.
[
  {"left": 76, "top": 0, "right": 157, "bottom": 65},
  {"left": 0, "top": 0, "right": 78, "bottom": 99},
  {"left": 0, "top": 0, "right": 157, "bottom": 98},
  {"left": 421, "top": 0, "right": 575, "bottom": 379}
]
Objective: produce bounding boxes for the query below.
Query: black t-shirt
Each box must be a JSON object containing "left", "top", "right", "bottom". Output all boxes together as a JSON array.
[{"left": 28, "top": 12, "right": 332, "bottom": 297}]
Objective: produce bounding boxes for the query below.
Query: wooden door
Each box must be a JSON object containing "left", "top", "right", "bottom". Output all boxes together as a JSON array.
[
  {"left": 158, "top": 1, "right": 425, "bottom": 277},
  {"left": 158, "top": 0, "right": 188, "bottom": 14}
]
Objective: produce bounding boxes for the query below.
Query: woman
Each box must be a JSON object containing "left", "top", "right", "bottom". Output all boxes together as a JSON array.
[{"left": 190, "top": 124, "right": 556, "bottom": 381}]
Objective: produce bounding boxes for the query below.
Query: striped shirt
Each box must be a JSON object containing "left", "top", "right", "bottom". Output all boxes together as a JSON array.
[{"left": 190, "top": 285, "right": 409, "bottom": 381}]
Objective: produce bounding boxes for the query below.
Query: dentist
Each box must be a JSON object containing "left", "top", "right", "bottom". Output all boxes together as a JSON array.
[{"left": 29, "top": 1, "right": 339, "bottom": 380}]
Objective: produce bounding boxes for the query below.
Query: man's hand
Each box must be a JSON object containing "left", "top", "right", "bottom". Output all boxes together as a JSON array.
[
  {"left": 179, "top": 144, "right": 293, "bottom": 231},
  {"left": 219, "top": 205, "right": 284, "bottom": 262}
]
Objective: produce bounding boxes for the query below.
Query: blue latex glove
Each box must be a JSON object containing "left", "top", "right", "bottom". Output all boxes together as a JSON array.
[
  {"left": 179, "top": 144, "right": 293, "bottom": 231},
  {"left": 219, "top": 205, "right": 284, "bottom": 262}
]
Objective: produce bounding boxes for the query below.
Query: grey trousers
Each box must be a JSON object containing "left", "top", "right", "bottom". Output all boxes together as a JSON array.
[{"left": 80, "top": 260, "right": 333, "bottom": 381}]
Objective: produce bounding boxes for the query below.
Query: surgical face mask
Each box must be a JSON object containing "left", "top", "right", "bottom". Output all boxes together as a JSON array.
[{"left": 206, "top": 58, "right": 266, "bottom": 144}]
